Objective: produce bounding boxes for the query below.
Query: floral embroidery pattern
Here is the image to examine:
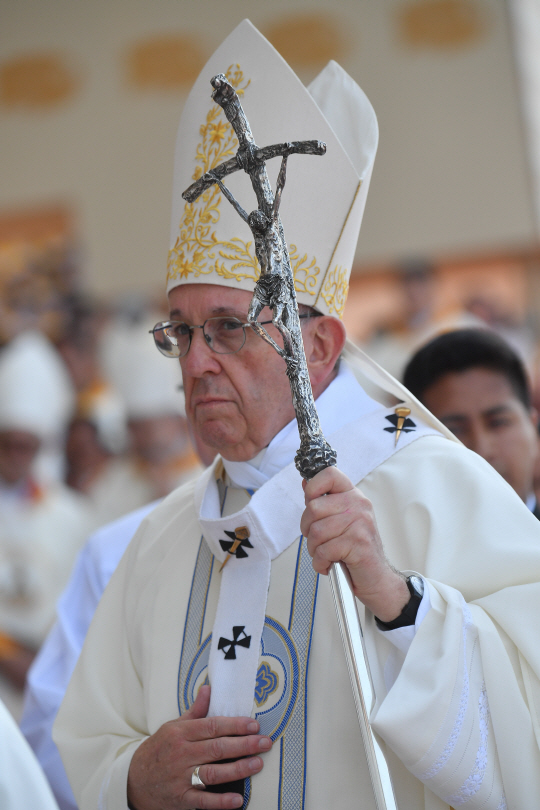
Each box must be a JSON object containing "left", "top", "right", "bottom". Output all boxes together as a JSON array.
[
  {"left": 445, "top": 685, "right": 490, "bottom": 806},
  {"left": 167, "top": 64, "right": 320, "bottom": 296},
  {"left": 320, "top": 265, "right": 349, "bottom": 318}
]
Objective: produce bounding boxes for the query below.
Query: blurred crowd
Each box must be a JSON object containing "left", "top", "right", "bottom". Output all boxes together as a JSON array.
[
  {"left": 0, "top": 241, "right": 208, "bottom": 719},
  {"left": 363, "top": 259, "right": 539, "bottom": 387}
]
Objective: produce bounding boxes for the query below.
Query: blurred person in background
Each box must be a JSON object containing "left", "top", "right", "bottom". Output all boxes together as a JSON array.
[
  {"left": 404, "top": 328, "right": 539, "bottom": 514},
  {"left": 63, "top": 387, "right": 129, "bottom": 529},
  {"left": 364, "top": 259, "right": 481, "bottom": 380},
  {"left": 465, "top": 293, "right": 537, "bottom": 377},
  {"left": 56, "top": 296, "right": 109, "bottom": 399},
  {"left": 59, "top": 301, "right": 204, "bottom": 524},
  {"left": 0, "top": 331, "right": 91, "bottom": 719},
  {"left": 0, "top": 237, "right": 74, "bottom": 351}
]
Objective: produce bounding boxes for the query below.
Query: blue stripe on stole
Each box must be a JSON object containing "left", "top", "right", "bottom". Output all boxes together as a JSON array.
[
  {"left": 177, "top": 485, "right": 228, "bottom": 715},
  {"left": 279, "top": 536, "right": 319, "bottom": 810},
  {"left": 177, "top": 537, "right": 215, "bottom": 714}
]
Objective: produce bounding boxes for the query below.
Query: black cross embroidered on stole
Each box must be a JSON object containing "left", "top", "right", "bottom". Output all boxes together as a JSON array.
[
  {"left": 383, "top": 413, "right": 416, "bottom": 435},
  {"left": 219, "top": 528, "right": 253, "bottom": 559},
  {"left": 218, "top": 626, "right": 251, "bottom": 659}
]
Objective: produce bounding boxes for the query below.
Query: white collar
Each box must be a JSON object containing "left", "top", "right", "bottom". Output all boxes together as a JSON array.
[{"left": 222, "top": 363, "right": 381, "bottom": 490}]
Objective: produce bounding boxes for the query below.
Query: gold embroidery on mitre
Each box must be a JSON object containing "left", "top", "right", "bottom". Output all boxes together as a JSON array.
[
  {"left": 288, "top": 245, "right": 319, "bottom": 296},
  {"left": 167, "top": 64, "right": 320, "bottom": 296},
  {"left": 314, "top": 180, "right": 361, "bottom": 313},
  {"left": 320, "top": 265, "right": 349, "bottom": 318}
]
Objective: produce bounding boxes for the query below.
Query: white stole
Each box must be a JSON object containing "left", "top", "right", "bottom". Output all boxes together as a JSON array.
[{"left": 194, "top": 372, "right": 444, "bottom": 718}]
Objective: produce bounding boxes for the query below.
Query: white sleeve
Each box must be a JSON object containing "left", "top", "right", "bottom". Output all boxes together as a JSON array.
[
  {"left": 360, "top": 437, "right": 540, "bottom": 807},
  {"left": 376, "top": 576, "right": 432, "bottom": 692},
  {"left": 371, "top": 582, "right": 508, "bottom": 809},
  {"left": 0, "top": 698, "right": 60, "bottom": 810}
]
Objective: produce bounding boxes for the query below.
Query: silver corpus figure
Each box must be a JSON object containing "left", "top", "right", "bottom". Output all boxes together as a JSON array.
[{"left": 182, "top": 73, "right": 336, "bottom": 480}]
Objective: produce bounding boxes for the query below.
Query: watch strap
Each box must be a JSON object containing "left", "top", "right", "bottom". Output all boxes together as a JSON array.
[{"left": 375, "top": 575, "right": 424, "bottom": 631}]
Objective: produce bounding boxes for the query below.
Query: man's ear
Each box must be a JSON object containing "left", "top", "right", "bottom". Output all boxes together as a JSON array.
[{"left": 306, "top": 316, "right": 346, "bottom": 390}]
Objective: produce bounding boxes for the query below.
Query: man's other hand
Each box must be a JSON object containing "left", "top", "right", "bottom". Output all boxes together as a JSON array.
[
  {"left": 127, "top": 685, "right": 272, "bottom": 809},
  {"left": 300, "top": 466, "right": 410, "bottom": 623}
]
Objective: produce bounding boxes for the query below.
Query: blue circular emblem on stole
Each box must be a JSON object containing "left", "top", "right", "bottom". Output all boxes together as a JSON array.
[{"left": 183, "top": 616, "right": 299, "bottom": 741}]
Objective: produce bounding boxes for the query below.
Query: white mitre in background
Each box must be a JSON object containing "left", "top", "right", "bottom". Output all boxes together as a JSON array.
[
  {"left": 101, "top": 314, "right": 185, "bottom": 420},
  {"left": 0, "top": 331, "right": 74, "bottom": 439},
  {"left": 0, "top": 331, "right": 75, "bottom": 482}
]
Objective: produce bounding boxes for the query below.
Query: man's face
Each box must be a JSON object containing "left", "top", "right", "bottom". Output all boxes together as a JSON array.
[
  {"left": 421, "top": 367, "right": 538, "bottom": 502},
  {"left": 168, "top": 284, "right": 298, "bottom": 462}
]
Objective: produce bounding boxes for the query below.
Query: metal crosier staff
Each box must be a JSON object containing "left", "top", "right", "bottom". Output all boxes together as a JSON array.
[{"left": 182, "top": 73, "right": 397, "bottom": 810}]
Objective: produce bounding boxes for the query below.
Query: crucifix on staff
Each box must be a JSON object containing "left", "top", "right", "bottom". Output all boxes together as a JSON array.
[{"left": 182, "top": 72, "right": 336, "bottom": 480}]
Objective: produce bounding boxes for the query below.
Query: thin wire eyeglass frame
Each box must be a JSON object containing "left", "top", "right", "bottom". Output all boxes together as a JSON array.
[{"left": 150, "top": 313, "right": 321, "bottom": 358}]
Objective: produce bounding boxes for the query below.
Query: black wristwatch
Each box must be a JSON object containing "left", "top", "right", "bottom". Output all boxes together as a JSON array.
[{"left": 375, "top": 575, "right": 424, "bottom": 631}]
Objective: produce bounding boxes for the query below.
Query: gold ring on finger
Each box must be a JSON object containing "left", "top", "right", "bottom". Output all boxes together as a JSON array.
[{"left": 191, "top": 766, "right": 206, "bottom": 789}]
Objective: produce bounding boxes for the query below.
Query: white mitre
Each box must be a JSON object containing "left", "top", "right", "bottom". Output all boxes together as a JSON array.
[
  {"left": 101, "top": 314, "right": 185, "bottom": 420},
  {"left": 167, "top": 18, "right": 377, "bottom": 319},
  {"left": 0, "top": 330, "right": 74, "bottom": 439},
  {"left": 166, "top": 19, "right": 455, "bottom": 438}
]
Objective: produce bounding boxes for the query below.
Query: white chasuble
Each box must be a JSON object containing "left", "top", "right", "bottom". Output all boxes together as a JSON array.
[{"left": 55, "top": 396, "right": 540, "bottom": 810}]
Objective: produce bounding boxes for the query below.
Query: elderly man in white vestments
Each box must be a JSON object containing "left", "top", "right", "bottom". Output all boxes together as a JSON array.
[{"left": 55, "top": 21, "right": 540, "bottom": 810}]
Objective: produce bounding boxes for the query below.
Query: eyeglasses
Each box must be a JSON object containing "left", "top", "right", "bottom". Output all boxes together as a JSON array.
[{"left": 150, "top": 314, "right": 319, "bottom": 358}]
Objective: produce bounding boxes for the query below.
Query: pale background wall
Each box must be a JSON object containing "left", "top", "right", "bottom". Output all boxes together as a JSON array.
[{"left": 0, "top": 0, "right": 536, "bottom": 298}]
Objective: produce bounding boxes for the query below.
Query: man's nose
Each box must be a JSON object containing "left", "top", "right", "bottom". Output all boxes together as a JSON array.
[
  {"left": 180, "top": 328, "right": 222, "bottom": 376},
  {"left": 469, "top": 426, "right": 495, "bottom": 463}
]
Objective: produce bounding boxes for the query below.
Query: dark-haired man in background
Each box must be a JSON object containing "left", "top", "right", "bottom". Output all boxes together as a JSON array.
[{"left": 404, "top": 328, "right": 540, "bottom": 514}]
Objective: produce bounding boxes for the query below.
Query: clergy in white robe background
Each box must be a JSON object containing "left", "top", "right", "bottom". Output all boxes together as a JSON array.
[
  {"left": 0, "top": 331, "right": 91, "bottom": 720},
  {"left": 21, "top": 501, "right": 161, "bottom": 810},
  {"left": 54, "top": 20, "right": 540, "bottom": 810}
]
